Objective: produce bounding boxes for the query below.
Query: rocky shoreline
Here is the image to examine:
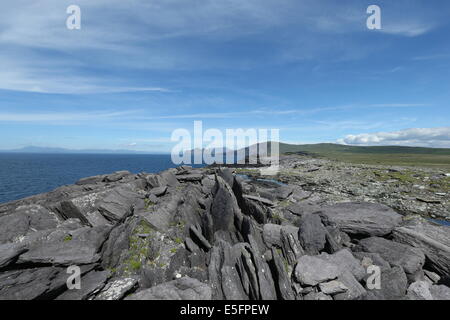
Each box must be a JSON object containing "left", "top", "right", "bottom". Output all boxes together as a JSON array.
[{"left": 0, "top": 155, "right": 449, "bottom": 300}]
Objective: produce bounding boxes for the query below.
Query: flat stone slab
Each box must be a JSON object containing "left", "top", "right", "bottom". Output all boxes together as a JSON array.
[
  {"left": 0, "top": 243, "right": 27, "bottom": 269},
  {"left": 319, "top": 202, "right": 403, "bottom": 236},
  {"left": 356, "top": 237, "right": 425, "bottom": 274},
  {"left": 125, "top": 277, "right": 212, "bottom": 300},
  {"left": 393, "top": 217, "right": 450, "bottom": 277},
  {"left": 94, "top": 277, "right": 138, "bottom": 300}
]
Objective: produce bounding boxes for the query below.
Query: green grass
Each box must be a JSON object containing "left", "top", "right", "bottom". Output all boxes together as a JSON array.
[
  {"left": 278, "top": 143, "right": 450, "bottom": 169},
  {"left": 123, "top": 220, "right": 154, "bottom": 274},
  {"left": 144, "top": 198, "right": 155, "bottom": 210}
]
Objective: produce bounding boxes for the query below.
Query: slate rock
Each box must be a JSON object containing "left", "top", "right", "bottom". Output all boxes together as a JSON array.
[
  {"left": 393, "top": 217, "right": 450, "bottom": 277},
  {"left": 365, "top": 266, "right": 408, "bottom": 300},
  {"left": 430, "top": 285, "right": 450, "bottom": 300},
  {"left": 318, "top": 249, "right": 366, "bottom": 281},
  {"left": 95, "top": 277, "right": 138, "bottom": 300},
  {"left": 280, "top": 227, "right": 304, "bottom": 266},
  {"left": 75, "top": 175, "right": 106, "bottom": 185},
  {"left": 297, "top": 213, "right": 327, "bottom": 255},
  {"left": 303, "top": 292, "right": 333, "bottom": 300},
  {"left": 18, "top": 225, "right": 111, "bottom": 266},
  {"left": 319, "top": 202, "right": 402, "bottom": 236},
  {"left": 407, "top": 281, "right": 433, "bottom": 300},
  {"left": 269, "top": 247, "right": 295, "bottom": 300},
  {"left": 0, "top": 243, "right": 27, "bottom": 269},
  {"left": 97, "top": 187, "right": 144, "bottom": 223},
  {"left": 319, "top": 280, "right": 348, "bottom": 295},
  {"left": 0, "top": 264, "right": 95, "bottom": 300},
  {"left": 356, "top": 237, "right": 425, "bottom": 275},
  {"left": 149, "top": 186, "right": 167, "bottom": 197},
  {"left": 211, "top": 175, "right": 243, "bottom": 234},
  {"left": 56, "top": 270, "right": 110, "bottom": 300},
  {"left": 126, "top": 277, "right": 211, "bottom": 300},
  {"left": 103, "top": 171, "right": 131, "bottom": 183},
  {"left": 333, "top": 270, "right": 367, "bottom": 300},
  {"left": 263, "top": 224, "right": 298, "bottom": 248},
  {"left": 295, "top": 255, "right": 340, "bottom": 286}
]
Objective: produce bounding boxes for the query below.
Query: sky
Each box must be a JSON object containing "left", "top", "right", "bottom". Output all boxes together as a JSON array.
[{"left": 0, "top": 0, "right": 450, "bottom": 152}]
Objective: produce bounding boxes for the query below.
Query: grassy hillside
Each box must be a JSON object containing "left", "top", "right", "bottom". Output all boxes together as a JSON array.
[{"left": 278, "top": 143, "right": 450, "bottom": 169}]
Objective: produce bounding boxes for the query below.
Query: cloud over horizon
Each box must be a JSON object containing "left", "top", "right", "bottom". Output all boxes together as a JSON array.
[{"left": 338, "top": 127, "right": 450, "bottom": 148}]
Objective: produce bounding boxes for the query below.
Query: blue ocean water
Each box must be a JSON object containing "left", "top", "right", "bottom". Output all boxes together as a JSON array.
[{"left": 0, "top": 153, "right": 180, "bottom": 204}]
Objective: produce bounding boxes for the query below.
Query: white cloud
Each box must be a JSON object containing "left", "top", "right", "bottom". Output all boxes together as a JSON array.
[
  {"left": 338, "top": 127, "right": 450, "bottom": 148},
  {"left": 381, "top": 23, "right": 433, "bottom": 37}
]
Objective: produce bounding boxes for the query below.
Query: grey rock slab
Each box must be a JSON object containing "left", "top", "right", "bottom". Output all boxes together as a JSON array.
[
  {"left": 159, "top": 170, "right": 180, "bottom": 188},
  {"left": 319, "top": 280, "right": 348, "bottom": 295},
  {"left": 303, "top": 292, "right": 333, "bottom": 300},
  {"left": 270, "top": 247, "right": 295, "bottom": 300},
  {"left": 365, "top": 266, "right": 408, "bottom": 300},
  {"left": 0, "top": 267, "right": 64, "bottom": 300},
  {"left": 430, "top": 285, "right": 450, "bottom": 300},
  {"left": 95, "top": 277, "right": 138, "bottom": 300},
  {"left": 317, "top": 249, "right": 366, "bottom": 281},
  {"left": 297, "top": 213, "right": 327, "bottom": 255},
  {"left": 295, "top": 255, "right": 341, "bottom": 286},
  {"left": 97, "top": 187, "right": 144, "bottom": 223},
  {"left": 0, "top": 264, "right": 95, "bottom": 300},
  {"left": 333, "top": 270, "right": 367, "bottom": 300},
  {"left": 0, "top": 243, "right": 27, "bottom": 269},
  {"left": 319, "top": 202, "right": 402, "bottom": 236},
  {"left": 424, "top": 270, "right": 441, "bottom": 284},
  {"left": 149, "top": 186, "right": 167, "bottom": 197},
  {"left": 286, "top": 202, "right": 320, "bottom": 217},
  {"left": 243, "top": 195, "right": 274, "bottom": 207},
  {"left": 211, "top": 175, "right": 243, "bottom": 233},
  {"left": 280, "top": 228, "right": 304, "bottom": 266},
  {"left": 18, "top": 225, "right": 111, "bottom": 266},
  {"left": 189, "top": 225, "right": 212, "bottom": 251},
  {"left": 125, "top": 277, "right": 211, "bottom": 300},
  {"left": 263, "top": 224, "right": 298, "bottom": 247},
  {"left": 75, "top": 174, "right": 106, "bottom": 185},
  {"left": 103, "top": 171, "right": 131, "bottom": 183},
  {"left": 176, "top": 173, "right": 203, "bottom": 182},
  {"left": 0, "top": 205, "right": 59, "bottom": 244},
  {"left": 353, "top": 252, "right": 391, "bottom": 271},
  {"left": 392, "top": 217, "right": 450, "bottom": 277},
  {"left": 407, "top": 281, "right": 433, "bottom": 300},
  {"left": 56, "top": 270, "right": 110, "bottom": 300},
  {"left": 356, "top": 237, "right": 425, "bottom": 275}
]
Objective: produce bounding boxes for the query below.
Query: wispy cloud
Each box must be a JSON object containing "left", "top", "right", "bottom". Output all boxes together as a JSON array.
[
  {"left": 380, "top": 23, "right": 433, "bottom": 37},
  {"left": 370, "top": 103, "right": 430, "bottom": 108},
  {"left": 0, "top": 110, "right": 140, "bottom": 122},
  {"left": 0, "top": 102, "right": 430, "bottom": 123},
  {"left": 412, "top": 54, "right": 450, "bottom": 61}
]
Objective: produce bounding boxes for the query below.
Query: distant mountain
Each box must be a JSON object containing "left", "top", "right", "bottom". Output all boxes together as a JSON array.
[
  {"left": 230, "top": 142, "right": 450, "bottom": 168},
  {"left": 0, "top": 146, "right": 168, "bottom": 155}
]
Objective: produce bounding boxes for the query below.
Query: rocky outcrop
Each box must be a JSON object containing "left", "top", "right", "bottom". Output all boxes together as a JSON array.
[
  {"left": 392, "top": 217, "right": 450, "bottom": 277},
  {"left": 0, "top": 162, "right": 448, "bottom": 300}
]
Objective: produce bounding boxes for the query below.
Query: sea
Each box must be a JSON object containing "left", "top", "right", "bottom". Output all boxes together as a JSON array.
[{"left": 0, "top": 153, "right": 183, "bottom": 204}]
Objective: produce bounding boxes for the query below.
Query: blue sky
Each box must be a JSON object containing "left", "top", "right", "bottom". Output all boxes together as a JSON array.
[{"left": 0, "top": 0, "right": 449, "bottom": 152}]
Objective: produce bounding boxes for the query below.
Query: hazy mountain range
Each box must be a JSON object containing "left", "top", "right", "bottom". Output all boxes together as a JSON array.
[{"left": 0, "top": 146, "right": 166, "bottom": 154}]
